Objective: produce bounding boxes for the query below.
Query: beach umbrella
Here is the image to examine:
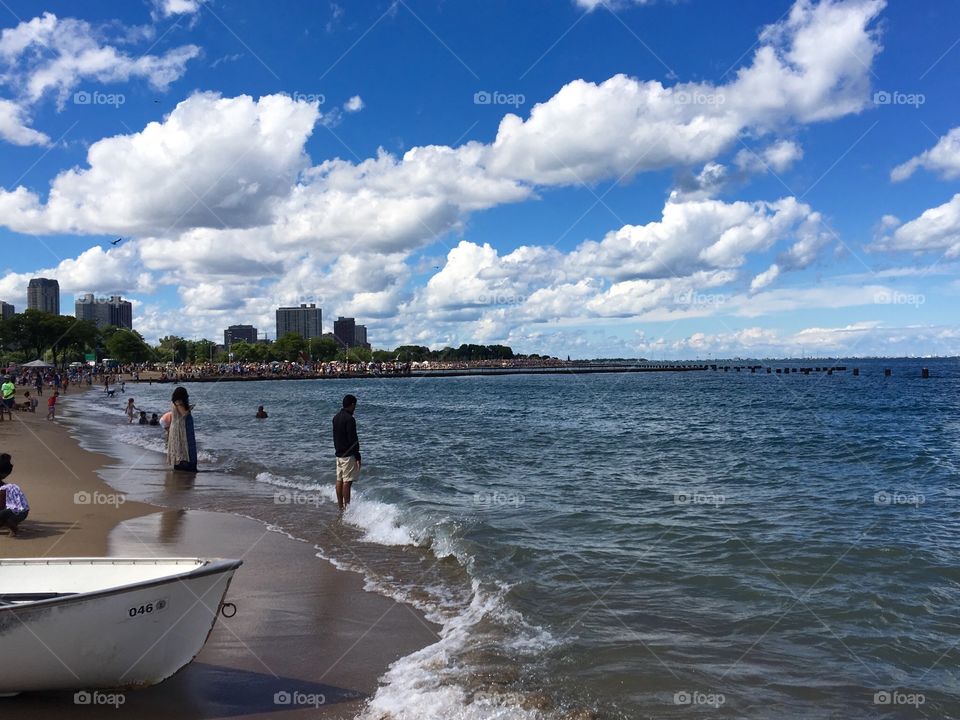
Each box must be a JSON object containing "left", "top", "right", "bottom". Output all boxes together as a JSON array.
[{"left": 22, "top": 359, "right": 54, "bottom": 368}]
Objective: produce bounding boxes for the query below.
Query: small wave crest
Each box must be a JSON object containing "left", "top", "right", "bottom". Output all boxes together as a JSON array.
[
  {"left": 247, "top": 470, "right": 562, "bottom": 719},
  {"left": 360, "top": 577, "right": 556, "bottom": 720},
  {"left": 115, "top": 426, "right": 217, "bottom": 463}
]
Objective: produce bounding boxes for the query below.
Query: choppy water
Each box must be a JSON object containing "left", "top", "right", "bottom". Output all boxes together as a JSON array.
[{"left": 65, "top": 358, "right": 960, "bottom": 719}]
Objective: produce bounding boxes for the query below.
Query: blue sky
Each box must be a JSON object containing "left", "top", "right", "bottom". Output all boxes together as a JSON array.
[{"left": 1, "top": 0, "right": 958, "bottom": 358}]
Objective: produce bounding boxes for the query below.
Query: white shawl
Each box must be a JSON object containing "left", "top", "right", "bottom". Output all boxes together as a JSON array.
[{"left": 166, "top": 402, "right": 190, "bottom": 465}]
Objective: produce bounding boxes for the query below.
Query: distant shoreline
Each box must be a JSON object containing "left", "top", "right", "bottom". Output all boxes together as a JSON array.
[{"left": 144, "top": 363, "right": 709, "bottom": 383}]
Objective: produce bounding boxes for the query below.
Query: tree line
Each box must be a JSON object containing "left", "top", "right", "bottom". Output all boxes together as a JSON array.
[{"left": 0, "top": 310, "right": 525, "bottom": 365}]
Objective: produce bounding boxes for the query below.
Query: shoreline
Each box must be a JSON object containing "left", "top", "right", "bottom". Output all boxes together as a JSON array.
[
  {"left": 139, "top": 363, "right": 709, "bottom": 384},
  {"left": 0, "top": 386, "right": 155, "bottom": 557},
  {"left": 1, "top": 385, "right": 441, "bottom": 719}
]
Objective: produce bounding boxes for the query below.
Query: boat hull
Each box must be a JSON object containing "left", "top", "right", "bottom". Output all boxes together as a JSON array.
[{"left": 0, "top": 558, "right": 240, "bottom": 693}]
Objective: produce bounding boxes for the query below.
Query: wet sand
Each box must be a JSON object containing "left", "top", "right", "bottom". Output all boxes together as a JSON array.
[
  {"left": 0, "top": 388, "right": 154, "bottom": 555},
  {"left": 0, "top": 389, "right": 440, "bottom": 719}
]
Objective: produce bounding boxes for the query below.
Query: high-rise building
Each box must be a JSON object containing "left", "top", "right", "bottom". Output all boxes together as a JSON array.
[
  {"left": 354, "top": 324, "right": 370, "bottom": 349},
  {"left": 75, "top": 294, "right": 133, "bottom": 329},
  {"left": 333, "top": 316, "right": 356, "bottom": 348},
  {"left": 276, "top": 304, "right": 322, "bottom": 340},
  {"left": 224, "top": 324, "right": 258, "bottom": 347},
  {"left": 0, "top": 301, "right": 14, "bottom": 321},
  {"left": 27, "top": 278, "right": 60, "bottom": 314}
]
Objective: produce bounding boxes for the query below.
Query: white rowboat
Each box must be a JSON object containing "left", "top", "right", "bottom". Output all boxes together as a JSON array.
[{"left": 0, "top": 557, "right": 241, "bottom": 694}]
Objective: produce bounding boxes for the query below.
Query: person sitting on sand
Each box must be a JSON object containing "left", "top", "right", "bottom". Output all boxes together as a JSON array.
[
  {"left": 21, "top": 391, "right": 38, "bottom": 413},
  {"left": 255, "top": 405, "right": 268, "bottom": 419},
  {"left": 149, "top": 413, "right": 160, "bottom": 426},
  {"left": 0, "top": 454, "right": 29, "bottom": 536}
]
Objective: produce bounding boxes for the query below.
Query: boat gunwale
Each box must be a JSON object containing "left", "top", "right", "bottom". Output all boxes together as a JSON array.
[{"left": 0, "top": 558, "right": 242, "bottom": 614}]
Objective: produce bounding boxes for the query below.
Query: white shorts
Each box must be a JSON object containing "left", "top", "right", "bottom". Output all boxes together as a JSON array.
[{"left": 336, "top": 456, "right": 360, "bottom": 484}]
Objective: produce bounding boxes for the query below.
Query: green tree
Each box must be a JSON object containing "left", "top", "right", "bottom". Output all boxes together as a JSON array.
[
  {"left": 158, "top": 336, "right": 188, "bottom": 363},
  {"left": 105, "top": 329, "right": 153, "bottom": 363},
  {"left": 393, "top": 345, "right": 431, "bottom": 362},
  {"left": 274, "top": 333, "right": 306, "bottom": 362},
  {"left": 60, "top": 319, "right": 99, "bottom": 363},
  {"left": 249, "top": 342, "right": 273, "bottom": 362},
  {"left": 190, "top": 339, "right": 217, "bottom": 363},
  {"left": 16, "top": 310, "right": 60, "bottom": 361},
  {"left": 345, "top": 346, "right": 372, "bottom": 363},
  {"left": 228, "top": 340, "right": 255, "bottom": 361},
  {"left": 309, "top": 336, "right": 339, "bottom": 361}
]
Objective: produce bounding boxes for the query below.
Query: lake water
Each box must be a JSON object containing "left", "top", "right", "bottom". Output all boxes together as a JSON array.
[{"left": 67, "top": 358, "right": 960, "bottom": 719}]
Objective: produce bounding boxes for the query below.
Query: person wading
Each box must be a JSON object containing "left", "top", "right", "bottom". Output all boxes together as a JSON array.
[{"left": 332, "top": 394, "right": 361, "bottom": 512}]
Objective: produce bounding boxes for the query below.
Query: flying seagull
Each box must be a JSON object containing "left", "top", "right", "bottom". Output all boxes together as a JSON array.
[{"left": 111, "top": 238, "right": 123, "bottom": 245}]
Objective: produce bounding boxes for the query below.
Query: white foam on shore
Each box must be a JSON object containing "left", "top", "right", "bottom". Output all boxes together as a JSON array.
[
  {"left": 359, "top": 577, "right": 554, "bottom": 720},
  {"left": 343, "top": 497, "right": 420, "bottom": 546},
  {"left": 254, "top": 470, "right": 423, "bottom": 547},
  {"left": 251, "top": 468, "right": 560, "bottom": 720},
  {"left": 115, "top": 426, "right": 217, "bottom": 463}
]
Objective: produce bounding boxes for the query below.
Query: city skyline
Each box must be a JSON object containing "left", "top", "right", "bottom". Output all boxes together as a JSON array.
[{"left": 1, "top": 2, "right": 959, "bottom": 358}]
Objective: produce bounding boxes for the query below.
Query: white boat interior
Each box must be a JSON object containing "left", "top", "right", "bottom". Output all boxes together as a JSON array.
[{"left": 0, "top": 558, "right": 216, "bottom": 605}]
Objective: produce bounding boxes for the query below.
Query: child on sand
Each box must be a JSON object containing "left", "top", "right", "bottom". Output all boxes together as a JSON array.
[
  {"left": 22, "top": 391, "right": 38, "bottom": 412},
  {"left": 0, "top": 454, "right": 29, "bottom": 536}
]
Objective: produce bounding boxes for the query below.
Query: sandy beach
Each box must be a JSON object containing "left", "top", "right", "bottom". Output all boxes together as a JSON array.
[{"left": 0, "top": 390, "right": 440, "bottom": 719}]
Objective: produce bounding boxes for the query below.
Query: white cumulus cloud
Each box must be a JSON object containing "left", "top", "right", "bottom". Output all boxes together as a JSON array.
[{"left": 891, "top": 127, "right": 960, "bottom": 182}]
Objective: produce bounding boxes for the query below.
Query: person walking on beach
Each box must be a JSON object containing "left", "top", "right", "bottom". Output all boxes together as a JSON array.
[
  {"left": 0, "top": 454, "right": 29, "bottom": 536},
  {"left": 333, "top": 394, "right": 361, "bottom": 511},
  {"left": 166, "top": 386, "right": 198, "bottom": 472},
  {"left": 0, "top": 376, "right": 14, "bottom": 421},
  {"left": 46, "top": 391, "right": 58, "bottom": 420}
]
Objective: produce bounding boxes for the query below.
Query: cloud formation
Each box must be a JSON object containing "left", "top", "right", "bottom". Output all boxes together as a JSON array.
[
  {"left": 891, "top": 127, "right": 960, "bottom": 182},
  {"left": 0, "top": 12, "right": 199, "bottom": 145}
]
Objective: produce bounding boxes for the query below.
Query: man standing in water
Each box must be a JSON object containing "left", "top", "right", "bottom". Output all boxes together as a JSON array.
[{"left": 332, "top": 394, "right": 361, "bottom": 511}]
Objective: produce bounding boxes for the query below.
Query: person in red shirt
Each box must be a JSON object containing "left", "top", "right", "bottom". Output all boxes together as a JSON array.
[{"left": 46, "top": 391, "right": 59, "bottom": 420}]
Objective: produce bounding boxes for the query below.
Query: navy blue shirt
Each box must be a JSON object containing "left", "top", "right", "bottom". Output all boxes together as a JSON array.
[{"left": 332, "top": 409, "right": 361, "bottom": 461}]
